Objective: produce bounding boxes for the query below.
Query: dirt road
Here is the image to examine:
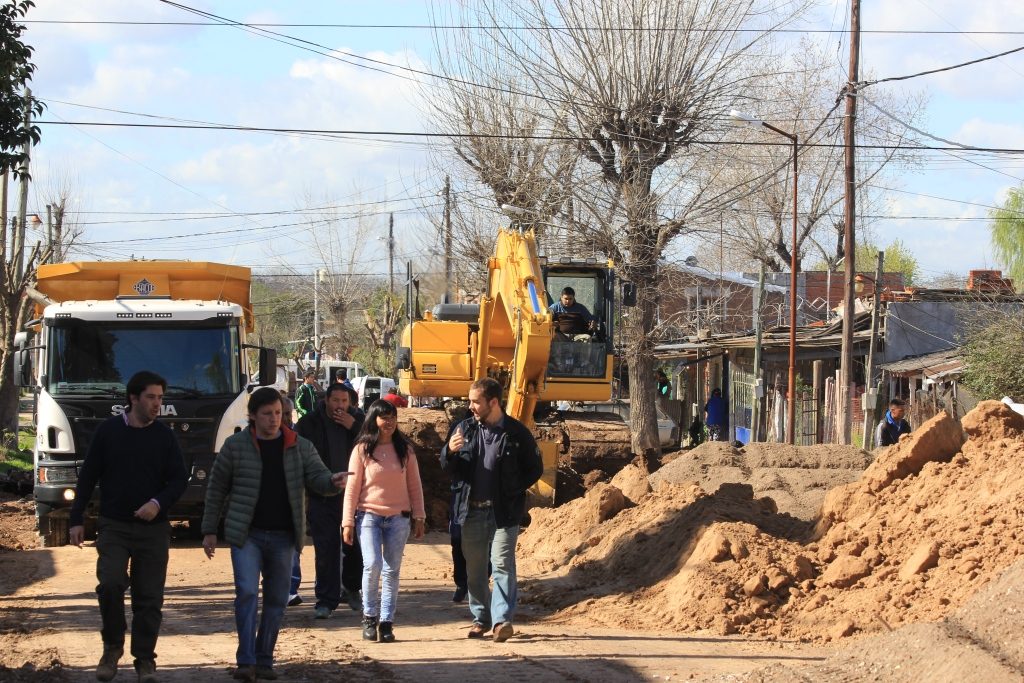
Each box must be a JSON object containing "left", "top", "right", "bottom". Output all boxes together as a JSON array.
[{"left": 0, "top": 530, "right": 827, "bottom": 682}]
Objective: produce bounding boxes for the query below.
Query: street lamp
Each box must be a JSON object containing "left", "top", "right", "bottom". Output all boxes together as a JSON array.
[
  {"left": 854, "top": 272, "right": 874, "bottom": 295},
  {"left": 730, "top": 109, "right": 799, "bottom": 445}
]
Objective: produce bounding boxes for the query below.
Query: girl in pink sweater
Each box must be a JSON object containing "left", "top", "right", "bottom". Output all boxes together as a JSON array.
[{"left": 342, "top": 400, "right": 425, "bottom": 643}]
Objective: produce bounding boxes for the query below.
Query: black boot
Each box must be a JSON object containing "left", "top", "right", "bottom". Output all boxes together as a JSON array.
[
  {"left": 378, "top": 621, "right": 395, "bottom": 643},
  {"left": 361, "top": 615, "right": 379, "bottom": 641}
]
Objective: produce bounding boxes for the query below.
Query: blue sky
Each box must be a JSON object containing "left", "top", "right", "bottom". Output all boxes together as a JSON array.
[{"left": 17, "top": 0, "right": 1024, "bottom": 284}]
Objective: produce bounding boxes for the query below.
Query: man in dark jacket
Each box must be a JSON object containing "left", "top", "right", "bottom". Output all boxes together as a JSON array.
[
  {"left": 875, "top": 397, "right": 912, "bottom": 447},
  {"left": 69, "top": 370, "right": 188, "bottom": 683},
  {"left": 295, "top": 383, "right": 365, "bottom": 617},
  {"left": 441, "top": 378, "right": 543, "bottom": 643}
]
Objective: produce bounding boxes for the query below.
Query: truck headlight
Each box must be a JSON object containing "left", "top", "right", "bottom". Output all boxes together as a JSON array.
[
  {"left": 63, "top": 489, "right": 76, "bottom": 501},
  {"left": 38, "top": 466, "right": 77, "bottom": 484}
]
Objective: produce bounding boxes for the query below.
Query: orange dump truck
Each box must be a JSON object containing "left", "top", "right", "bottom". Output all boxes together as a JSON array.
[{"left": 14, "top": 261, "right": 276, "bottom": 545}]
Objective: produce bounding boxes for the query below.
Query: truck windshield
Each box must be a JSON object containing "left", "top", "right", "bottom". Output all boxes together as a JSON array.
[{"left": 47, "top": 322, "right": 240, "bottom": 398}]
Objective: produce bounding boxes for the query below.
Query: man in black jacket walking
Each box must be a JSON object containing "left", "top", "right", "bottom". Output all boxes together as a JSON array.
[
  {"left": 69, "top": 370, "right": 188, "bottom": 683},
  {"left": 441, "top": 378, "right": 543, "bottom": 643},
  {"left": 295, "top": 383, "right": 365, "bottom": 617}
]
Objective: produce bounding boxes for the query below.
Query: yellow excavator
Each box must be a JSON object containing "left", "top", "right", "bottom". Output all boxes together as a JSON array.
[{"left": 397, "top": 227, "right": 633, "bottom": 503}]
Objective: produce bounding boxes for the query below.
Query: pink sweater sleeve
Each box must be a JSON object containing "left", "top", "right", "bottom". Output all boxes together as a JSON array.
[
  {"left": 342, "top": 444, "right": 366, "bottom": 529},
  {"left": 405, "top": 445, "right": 425, "bottom": 520}
]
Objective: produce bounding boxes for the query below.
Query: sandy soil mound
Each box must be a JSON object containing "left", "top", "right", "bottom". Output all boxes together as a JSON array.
[
  {"left": 650, "top": 440, "right": 873, "bottom": 520},
  {"left": 398, "top": 408, "right": 452, "bottom": 527},
  {"left": 519, "top": 401, "right": 1024, "bottom": 642},
  {"left": 719, "top": 558, "right": 1024, "bottom": 681},
  {"left": 0, "top": 648, "right": 70, "bottom": 682},
  {"left": 0, "top": 494, "right": 39, "bottom": 552}
]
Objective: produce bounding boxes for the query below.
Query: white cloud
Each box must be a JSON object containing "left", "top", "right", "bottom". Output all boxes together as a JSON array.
[
  {"left": 953, "top": 119, "right": 1024, "bottom": 150},
  {"left": 863, "top": 0, "right": 1024, "bottom": 101}
]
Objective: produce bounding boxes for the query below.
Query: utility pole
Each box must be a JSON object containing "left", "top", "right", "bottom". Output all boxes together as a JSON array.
[
  {"left": 837, "top": 1, "right": 860, "bottom": 444},
  {"left": 54, "top": 203, "right": 64, "bottom": 262},
  {"left": 752, "top": 263, "right": 765, "bottom": 441},
  {"left": 387, "top": 212, "right": 395, "bottom": 294},
  {"left": 861, "top": 250, "right": 885, "bottom": 448},
  {"left": 14, "top": 88, "right": 32, "bottom": 284},
  {"left": 46, "top": 204, "right": 53, "bottom": 261},
  {"left": 719, "top": 213, "right": 725, "bottom": 333},
  {"left": 443, "top": 175, "right": 452, "bottom": 303}
]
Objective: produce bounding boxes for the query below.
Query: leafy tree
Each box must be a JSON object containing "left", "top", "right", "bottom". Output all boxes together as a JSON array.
[
  {"left": 809, "top": 239, "right": 919, "bottom": 286},
  {"left": 0, "top": 0, "right": 41, "bottom": 176},
  {"left": 990, "top": 185, "right": 1024, "bottom": 288},
  {"left": 961, "top": 311, "right": 1024, "bottom": 401},
  {"left": 0, "top": 0, "right": 42, "bottom": 442},
  {"left": 856, "top": 239, "right": 919, "bottom": 287}
]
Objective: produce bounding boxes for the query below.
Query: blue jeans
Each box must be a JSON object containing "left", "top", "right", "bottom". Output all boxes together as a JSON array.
[
  {"left": 356, "top": 511, "right": 410, "bottom": 622},
  {"left": 230, "top": 530, "right": 294, "bottom": 667},
  {"left": 461, "top": 507, "right": 519, "bottom": 628},
  {"left": 289, "top": 551, "right": 301, "bottom": 596}
]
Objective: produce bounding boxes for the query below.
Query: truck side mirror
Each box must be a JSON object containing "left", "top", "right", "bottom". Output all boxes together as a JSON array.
[
  {"left": 622, "top": 282, "right": 637, "bottom": 307},
  {"left": 15, "top": 348, "right": 32, "bottom": 387},
  {"left": 258, "top": 347, "right": 277, "bottom": 387},
  {"left": 13, "top": 332, "right": 31, "bottom": 387}
]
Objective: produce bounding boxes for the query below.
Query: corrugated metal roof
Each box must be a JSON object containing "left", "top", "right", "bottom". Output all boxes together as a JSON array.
[
  {"left": 654, "top": 310, "right": 876, "bottom": 358},
  {"left": 877, "top": 347, "right": 963, "bottom": 377}
]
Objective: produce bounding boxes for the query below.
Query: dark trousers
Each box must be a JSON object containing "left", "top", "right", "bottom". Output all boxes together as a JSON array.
[
  {"left": 451, "top": 528, "right": 467, "bottom": 590},
  {"left": 94, "top": 517, "right": 171, "bottom": 662},
  {"left": 307, "top": 496, "right": 362, "bottom": 610}
]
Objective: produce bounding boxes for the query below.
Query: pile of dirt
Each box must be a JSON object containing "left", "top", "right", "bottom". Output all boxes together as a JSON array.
[
  {"left": 398, "top": 408, "right": 452, "bottom": 527},
  {"left": 651, "top": 440, "right": 873, "bottom": 520},
  {"left": 0, "top": 494, "right": 38, "bottom": 552},
  {"left": 720, "top": 558, "right": 1024, "bottom": 681},
  {"left": 519, "top": 401, "right": 1024, "bottom": 642},
  {"left": 0, "top": 650, "right": 70, "bottom": 683}
]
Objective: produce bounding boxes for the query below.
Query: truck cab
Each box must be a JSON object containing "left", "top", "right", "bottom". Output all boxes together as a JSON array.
[{"left": 15, "top": 261, "right": 275, "bottom": 545}]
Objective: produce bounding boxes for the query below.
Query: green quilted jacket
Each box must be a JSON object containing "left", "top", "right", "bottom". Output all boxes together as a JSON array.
[{"left": 202, "top": 425, "right": 338, "bottom": 550}]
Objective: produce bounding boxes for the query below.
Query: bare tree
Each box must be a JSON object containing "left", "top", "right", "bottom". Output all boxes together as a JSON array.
[
  {"left": 36, "top": 168, "right": 86, "bottom": 263},
  {"left": 363, "top": 289, "right": 404, "bottom": 376},
  {"left": 270, "top": 194, "right": 379, "bottom": 362},
  {"left": 429, "top": 0, "right": 812, "bottom": 456},
  {"left": 0, "top": 177, "right": 51, "bottom": 440},
  {"left": 722, "top": 43, "right": 924, "bottom": 273}
]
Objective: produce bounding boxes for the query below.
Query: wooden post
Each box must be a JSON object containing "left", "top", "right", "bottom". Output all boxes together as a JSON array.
[
  {"left": 751, "top": 263, "right": 765, "bottom": 441},
  {"left": 813, "top": 360, "right": 823, "bottom": 444},
  {"left": 860, "top": 251, "right": 885, "bottom": 448},
  {"left": 837, "top": 0, "right": 861, "bottom": 445}
]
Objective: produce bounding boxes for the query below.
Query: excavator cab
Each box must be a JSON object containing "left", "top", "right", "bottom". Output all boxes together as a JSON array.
[{"left": 542, "top": 258, "right": 616, "bottom": 389}]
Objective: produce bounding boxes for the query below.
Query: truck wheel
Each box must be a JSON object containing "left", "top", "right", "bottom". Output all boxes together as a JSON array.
[{"left": 39, "top": 512, "right": 69, "bottom": 548}]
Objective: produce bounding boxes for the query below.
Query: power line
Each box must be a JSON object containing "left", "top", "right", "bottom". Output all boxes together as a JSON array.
[
  {"left": 37, "top": 119, "right": 1024, "bottom": 154},
  {"left": 859, "top": 42, "right": 1024, "bottom": 88},
  {"left": 154, "top": 0, "right": 580, "bottom": 110},
  {"left": 24, "top": 19, "right": 1024, "bottom": 35}
]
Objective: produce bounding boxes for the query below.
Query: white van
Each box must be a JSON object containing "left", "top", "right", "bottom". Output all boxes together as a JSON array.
[
  {"left": 351, "top": 376, "right": 396, "bottom": 412},
  {"left": 284, "top": 360, "right": 366, "bottom": 392}
]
